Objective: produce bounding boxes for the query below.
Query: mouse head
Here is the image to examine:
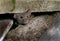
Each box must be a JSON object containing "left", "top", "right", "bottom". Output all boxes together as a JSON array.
[{"left": 14, "top": 9, "right": 31, "bottom": 24}]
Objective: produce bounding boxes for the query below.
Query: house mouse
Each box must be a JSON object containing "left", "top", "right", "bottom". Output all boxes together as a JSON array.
[{"left": 14, "top": 9, "right": 31, "bottom": 25}]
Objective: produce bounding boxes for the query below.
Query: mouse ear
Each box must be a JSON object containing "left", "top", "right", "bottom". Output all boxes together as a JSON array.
[{"left": 25, "top": 9, "right": 31, "bottom": 16}]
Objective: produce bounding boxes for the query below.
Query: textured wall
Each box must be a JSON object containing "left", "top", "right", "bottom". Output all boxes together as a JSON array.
[{"left": 0, "top": 0, "right": 60, "bottom": 13}]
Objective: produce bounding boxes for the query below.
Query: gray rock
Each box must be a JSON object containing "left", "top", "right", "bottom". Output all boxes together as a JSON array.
[
  {"left": 39, "top": 12, "right": 60, "bottom": 41},
  {"left": 0, "top": 0, "right": 60, "bottom": 13}
]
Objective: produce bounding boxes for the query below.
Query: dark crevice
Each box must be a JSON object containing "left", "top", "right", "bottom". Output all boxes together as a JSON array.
[
  {"left": 0, "top": 11, "right": 59, "bottom": 30},
  {"left": 31, "top": 12, "right": 56, "bottom": 17}
]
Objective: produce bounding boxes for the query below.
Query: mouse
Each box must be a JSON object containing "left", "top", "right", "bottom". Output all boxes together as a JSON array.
[{"left": 14, "top": 9, "right": 31, "bottom": 25}]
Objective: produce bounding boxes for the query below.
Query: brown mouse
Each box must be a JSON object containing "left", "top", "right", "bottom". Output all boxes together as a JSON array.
[{"left": 14, "top": 9, "right": 31, "bottom": 25}]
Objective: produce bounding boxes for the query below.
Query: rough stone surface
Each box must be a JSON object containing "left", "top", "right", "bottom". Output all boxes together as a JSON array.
[
  {"left": 0, "top": 0, "right": 60, "bottom": 13},
  {"left": 0, "top": 0, "right": 13, "bottom": 14}
]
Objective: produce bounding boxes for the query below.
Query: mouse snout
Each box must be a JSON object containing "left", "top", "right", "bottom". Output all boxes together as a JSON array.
[{"left": 23, "top": 19, "right": 29, "bottom": 24}]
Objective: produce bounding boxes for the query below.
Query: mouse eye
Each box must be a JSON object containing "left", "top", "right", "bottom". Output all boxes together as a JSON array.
[{"left": 20, "top": 16, "right": 23, "bottom": 19}]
